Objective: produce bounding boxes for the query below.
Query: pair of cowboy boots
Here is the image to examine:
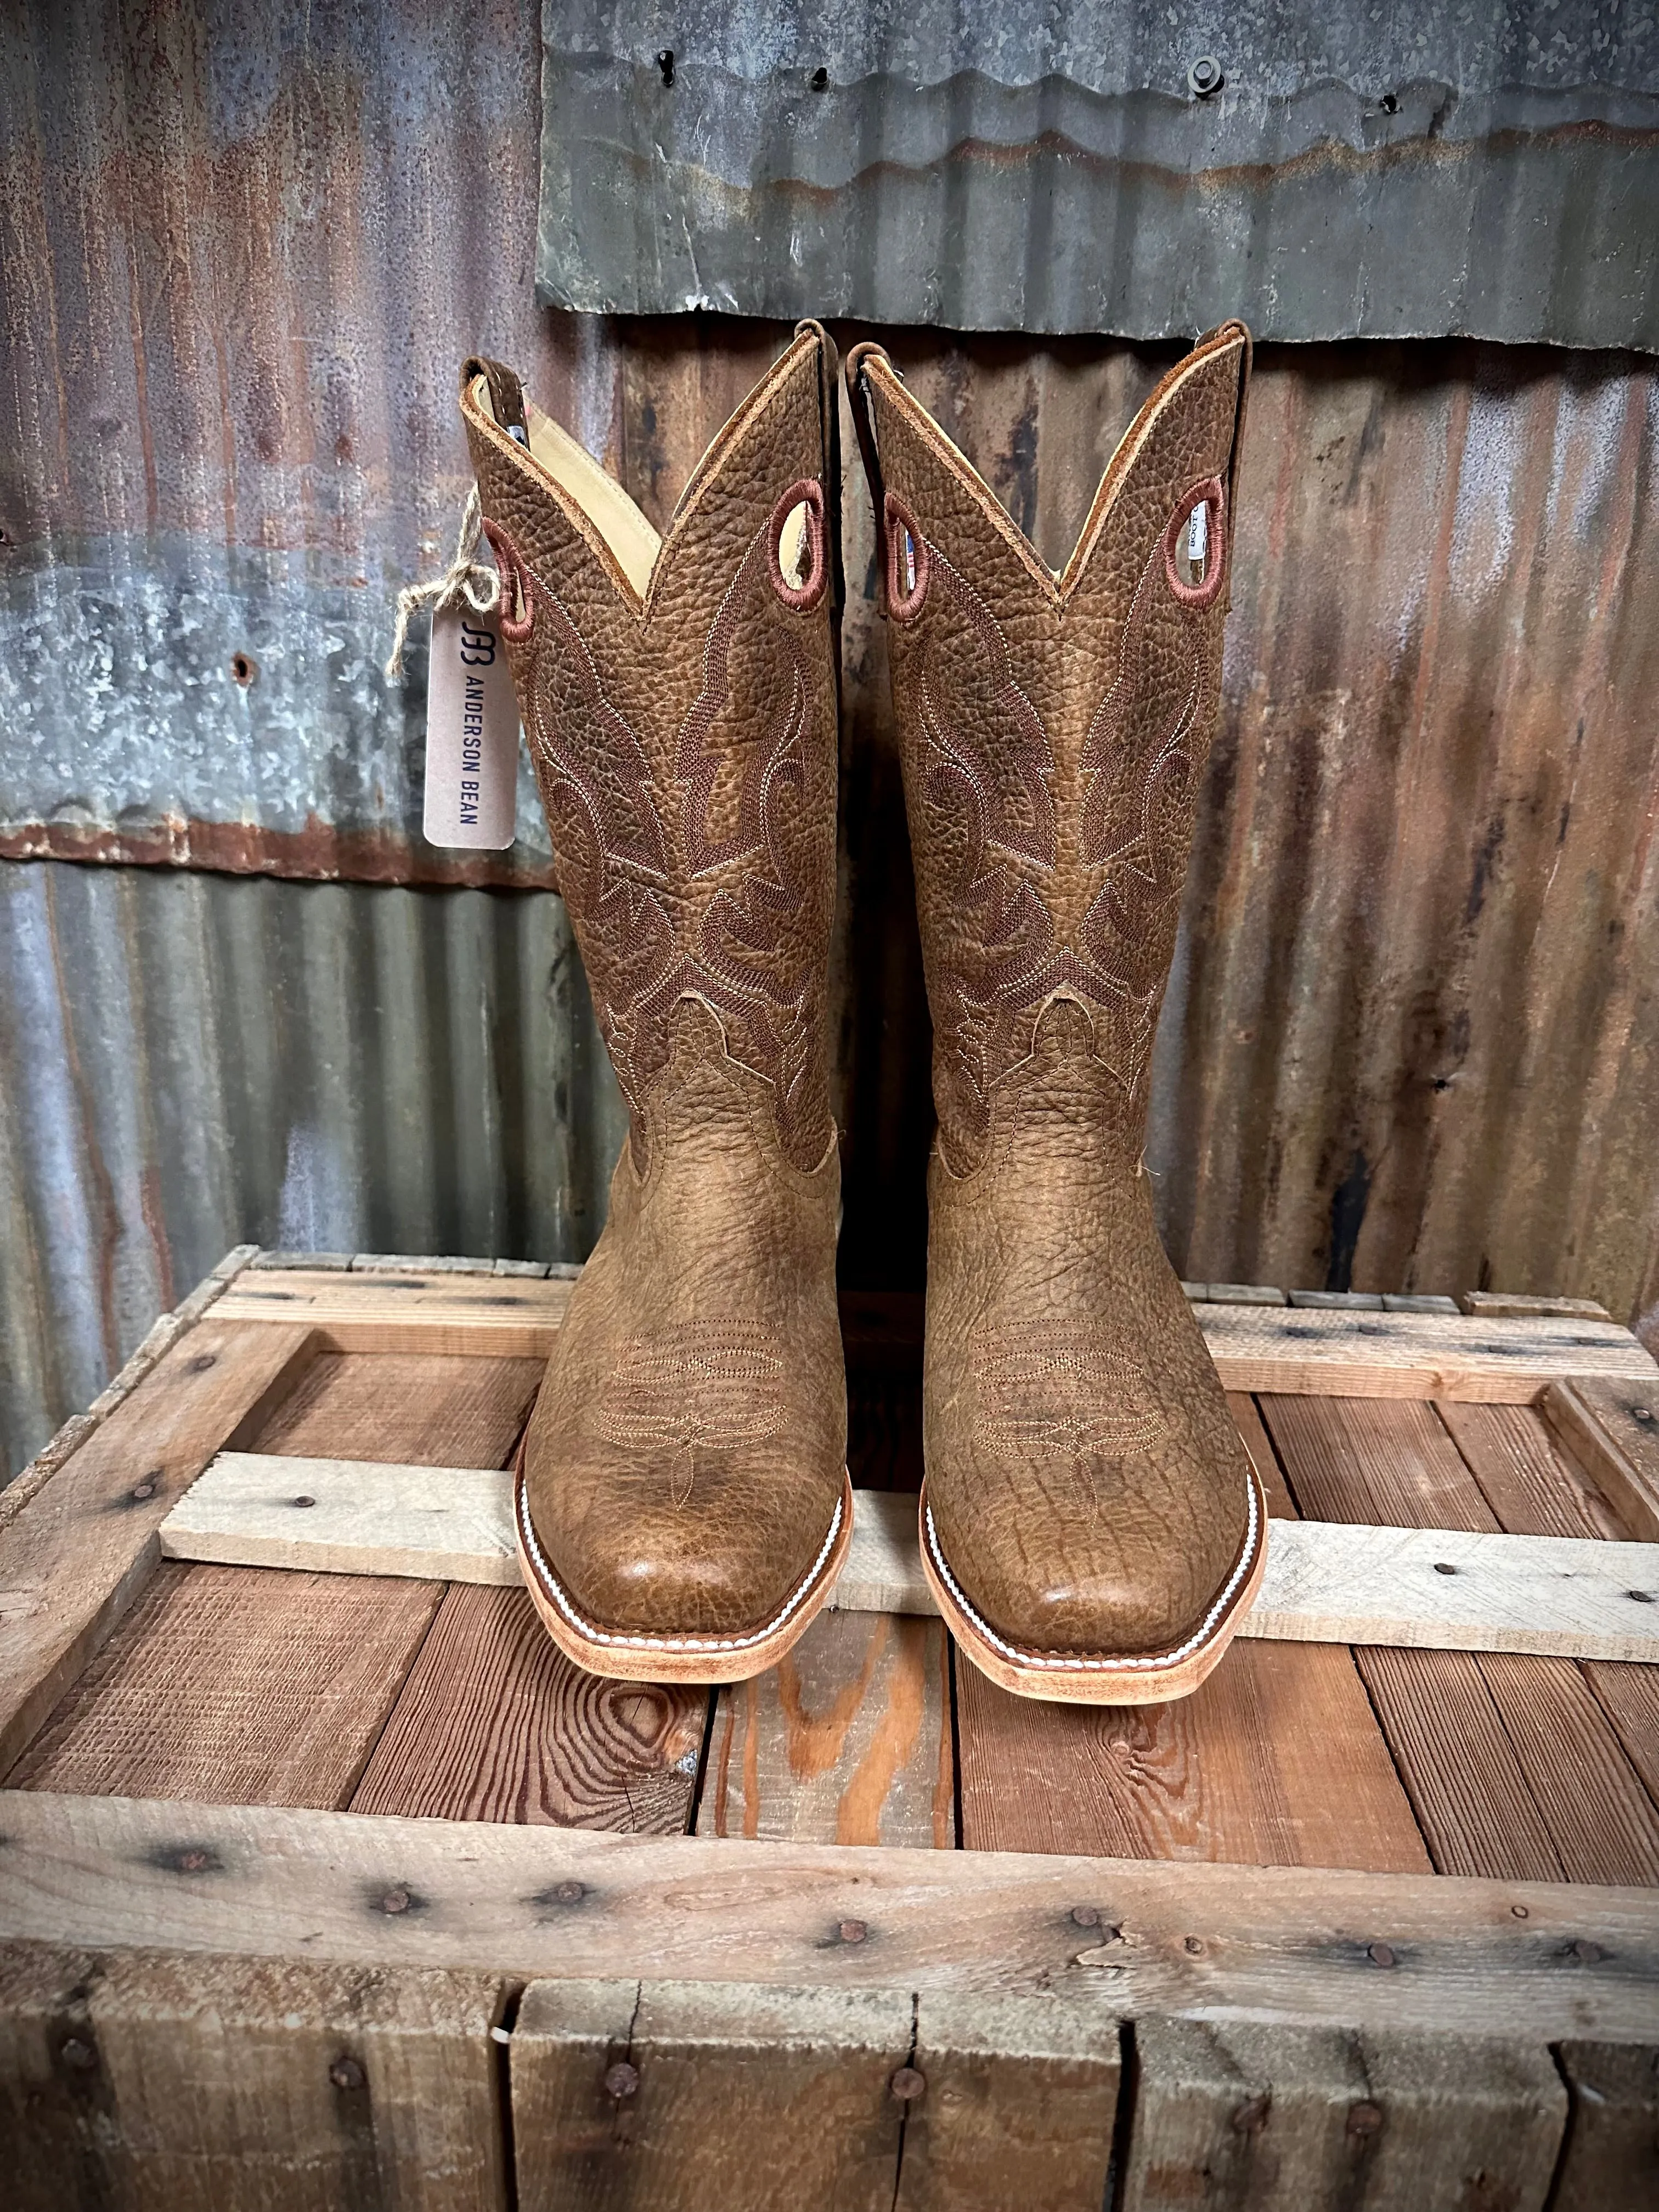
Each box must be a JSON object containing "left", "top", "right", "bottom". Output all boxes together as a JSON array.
[{"left": 460, "top": 320, "right": 1265, "bottom": 1705}]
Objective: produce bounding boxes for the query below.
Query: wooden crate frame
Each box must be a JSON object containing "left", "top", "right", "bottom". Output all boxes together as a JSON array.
[{"left": 4, "top": 1250, "right": 1659, "bottom": 2210}]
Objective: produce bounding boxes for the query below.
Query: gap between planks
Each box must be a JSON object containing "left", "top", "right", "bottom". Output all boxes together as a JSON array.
[{"left": 160, "top": 1454, "right": 1659, "bottom": 1664}]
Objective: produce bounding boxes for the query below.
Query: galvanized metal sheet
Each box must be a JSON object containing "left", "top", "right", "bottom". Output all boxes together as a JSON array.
[
  {"left": 0, "top": 860, "right": 627, "bottom": 1479},
  {"left": 537, "top": 2, "right": 1659, "bottom": 347}
]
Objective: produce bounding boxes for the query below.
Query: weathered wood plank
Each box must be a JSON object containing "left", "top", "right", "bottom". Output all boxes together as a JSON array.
[
  {"left": 0, "top": 1246, "right": 259, "bottom": 1535},
  {"left": 895, "top": 1993, "right": 1120, "bottom": 2212},
  {"left": 161, "top": 1456, "right": 1659, "bottom": 1662},
  {"left": 1438, "top": 1398, "right": 1632, "bottom": 1540},
  {"left": 957, "top": 1640, "right": 1431, "bottom": 1872},
  {"left": 1200, "top": 1303, "right": 1656, "bottom": 1398},
  {"left": 510, "top": 1978, "right": 912, "bottom": 2212},
  {"left": 1551, "top": 2041, "right": 1659, "bottom": 2211},
  {"left": 1263, "top": 1394, "right": 1659, "bottom": 1884},
  {"left": 213, "top": 1268, "right": 573, "bottom": 1357},
  {"left": 1461, "top": 1292, "right": 1613, "bottom": 1322},
  {"left": 10, "top": 1562, "right": 443, "bottom": 1809},
  {"left": 351, "top": 1584, "right": 704, "bottom": 1831},
  {"left": 697, "top": 1611, "right": 952, "bottom": 1847},
  {"left": 249, "top": 1348, "right": 543, "bottom": 1469},
  {"left": 7, "top": 1794, "right": 1656, "bottom": 2040},
  {"left": 1542, "top": 1377, "right": 1659, "bottom": 1541},
  {"left": 0, "top": 1938, "right": 508, "bottom": 2212},
  {"left": 213, "top": 1274, "right": 1659, "bottom": 1393},
  {"left": 0, "top": 1321, "right": 315, "bottom": 1778},
  {"left": 1121, "top": 2016, "right": 1566, "bottom": 2212}
]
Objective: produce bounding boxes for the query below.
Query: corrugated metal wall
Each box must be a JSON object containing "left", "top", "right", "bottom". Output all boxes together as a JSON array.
[{"left": 3, "top": 2, "right": 1657, "bottom": 1479}]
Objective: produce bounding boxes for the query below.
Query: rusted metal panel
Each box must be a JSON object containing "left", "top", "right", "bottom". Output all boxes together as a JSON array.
[
  {"left": 0, "top": 860, "right": 626, "bottom": 1479},
  {"left": 537, "top": 3, "right": 1659, "bottom": 346},
  {"left": 0, "top": 0, "right": 560, "bottom": 887}
]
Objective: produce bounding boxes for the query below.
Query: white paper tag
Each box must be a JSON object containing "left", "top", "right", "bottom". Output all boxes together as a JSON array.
[{"left": 422, "top": 606, "right": 520, "bottom": 849}]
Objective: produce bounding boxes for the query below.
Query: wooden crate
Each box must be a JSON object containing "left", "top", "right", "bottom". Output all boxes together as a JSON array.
[{"left": 3, "top": 1249, "right": 1659, "bottom": 2211}]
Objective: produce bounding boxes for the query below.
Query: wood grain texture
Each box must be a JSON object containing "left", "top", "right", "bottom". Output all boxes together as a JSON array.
[
  {"left": 1551, "top": 2042, "right": 1659, "bottom": 2212},
  {"left": 697, "top": 1610, "right": 952, "bottom": 1847},
  {"left": 1227, "top": 1391, "right": 1298, "bottom": 1517},
  {"left": 0, "top": 1938, "right": 508, "bottom": 2212},
  {"left": 1197, "top": 1304, "right": 1656, "bottom": 1399},
  {"left": 214, "top": 1268, "right": 572, "bottom": 1357},
  {"left": 895, "top": 1993, "right": 1121, "bottom": 2212},
  {"left": 511, "top": 1978, "right": 912, "bottom": 2212},
  {"left": 1122, "top": 2016, "right": 1566, "bottom": 2212},
  {"left": 247, "top": 1349, "right": 543, "bottom": 1468},
  {"left": 1461, "top": 1292, "right": 1613, "bottom": 1321},
  {"left": 0, "top": 1319, "right": 314, "bottom": 1777},
  {"left": 1438, "top": 1398, "right": 1631, "bottom": 1538},
  {"left": 162, "top": 1457, "right": 1659, "bottom": 1658},
  {"left": 351, "top": 1584, "right": 704, "bottom": 1831},
  {"left": 1263, "top": 1393, "right": 1659, "bottom": 1884},
  {"left": 958, "top": 1639, "right": 1430, "bottom": 1872},
  {"left": 7, "top": 1792, "right": 1659, "bottom": 2039},
  {"left": 1543, "top": 1377, "right": 1659, "bottom": 1540},
  {"left": 10, "top": 1562, "right": 442, "bottom": 1808}
]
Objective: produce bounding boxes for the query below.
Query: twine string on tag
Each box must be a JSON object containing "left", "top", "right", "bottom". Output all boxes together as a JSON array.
[{"left": 383, "top": 486, "right": 502, "bottom": 682}]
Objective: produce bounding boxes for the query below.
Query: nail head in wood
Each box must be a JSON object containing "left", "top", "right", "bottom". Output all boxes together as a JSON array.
[
  {"left": 838, "top": 1918, "right": 867, "bottom": 1944},
  {"left": 890, "top": 2066, "right": 927, "bottom": 2102},
  {"left": 1368, "top": 1942, "right": 1397, "bottom": 1967},
  {"left": 60, "top": 2036, "right": 96, "bottom": 2072},
  {"left": 605, "top": 2061, "right": 640, "bottom": 2100},
  {"left": 379, "top": 1886, "right": 411, "bottom": 1915},
  {"left": 1347, "top": 2100, "right": 1384, "bottom": 2136},
  {"left": 329, "top": 2056, "right": 365, "bottom": 2091},
  {"left": 1070, "top": 1904, "right": 1100, "bottom": 1927}
]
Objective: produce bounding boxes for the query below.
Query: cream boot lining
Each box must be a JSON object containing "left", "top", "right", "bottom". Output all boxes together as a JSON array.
[{"left": 469, "top": 373, "right": 661, "bottom": 599}]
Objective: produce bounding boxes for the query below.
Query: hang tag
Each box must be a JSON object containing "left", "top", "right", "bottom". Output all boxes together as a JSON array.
[{"left": 422, "top": 606, "right": 520, "bottom": 849}]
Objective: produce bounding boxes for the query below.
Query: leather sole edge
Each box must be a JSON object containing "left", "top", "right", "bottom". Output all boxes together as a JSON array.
[
  {"left": 514, "top": 1462, "right": 854, "bottom": 1685},
  {"left": 921, "top": 1464, "right": 1269, "bottom": 1706}
]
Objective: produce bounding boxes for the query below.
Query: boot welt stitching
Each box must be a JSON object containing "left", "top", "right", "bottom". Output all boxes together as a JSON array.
[
  {"left": 923, "top": 1476, "right": 1260, "bottom": 1673},
  {"left": 516, "top": 1469, "right": 844, "bottom": 1654}
]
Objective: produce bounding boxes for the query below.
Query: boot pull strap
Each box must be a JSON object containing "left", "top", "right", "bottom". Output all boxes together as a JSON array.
[
  {"left": 1195, "top": 320, "right": 1253, "bottom": 580},
  {"left": 795, "top": 320, "right": 845, "bottom": 623},
  {"left": 843, "top": 341, "right": 891, "bottom": 612},
  {"left": 461, "top": 354, "right": 529, "bottom": 445}
]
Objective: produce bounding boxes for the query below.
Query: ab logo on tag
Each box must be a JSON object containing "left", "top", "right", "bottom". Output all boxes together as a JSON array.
[{"left": 424, "top": 607, "right": 520, "bottom": 850}]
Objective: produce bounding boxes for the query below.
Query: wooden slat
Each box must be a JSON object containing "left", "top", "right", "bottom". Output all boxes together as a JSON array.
[
  {"left": 1461, "top": 1291, "right": 1613, "bottom": 1322},
  {"left": 1122, "top": 2016, "right": 1567, "bottom": 2212},
  {"left": 1198, "top": 1302, "right": 1655, "bottom": 1398},
  {"left": 351, "top": 1585, "right": 704, "bottom": 1831},
  {"left": 958, "top": 1640, "right": 1431, "bottom": 1872},
  {"left": 510, "top": 1978, "right": 912, "bottom": 2212},
  {"left": 7, "top": 1793, "right": 1658, "bottom": 2040},
  {"left": 1227, "top": 1390, "right": 1299, "bottom": 1516},
  {"left": 10, "top": 1562, "right": 442, "bottom": 1808},
  {"left": 1262, "top": 1394, "right": 1659, "bottom": 1885},
  {"left": 1438, "top": 1398, "right": 1632, "bottom": 1539},
  {"left": 1551, "top": 2042, "right": 1659, "bottom": 2211},
  {"left": 165, "top": 1455, "right": 1659, "bottom": 1662},
  {"left": 696, "top": 1611, "right": 952, "bottom": 1847},
  {"left": 215, "top": 1271, "right": 1659, "bottom": 1393},
  {"left": 895, "top": 1993, "right": 1120, "bottom": 2212},
  {"left": 0, "top": 1939, "right": 508, "bottom": 2212},
  {"left": 0, "top": 1319, "right": 314, "bottom": 1777},
  {"left": 249, "top": 1348, "right": 543, "bottom": 1468},
  {"left": 1543, "top": 1377, "right": 1659, "bottom": 1539},
  {"left": 213, "top": 1267, "right": 572, "bottom": 1356}
]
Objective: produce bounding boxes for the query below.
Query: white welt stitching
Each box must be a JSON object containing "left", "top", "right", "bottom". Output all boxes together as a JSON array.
[
  {"left": 924, "top": 1475, "right": 1260, "bottom": 1673},
  {"left": 517, "top": 1474, "right": 843, "bottom": 1654}
]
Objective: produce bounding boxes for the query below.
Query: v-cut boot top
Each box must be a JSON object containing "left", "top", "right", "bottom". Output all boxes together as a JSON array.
[
  {"left": 849, "top": 326, "right": 1267, "bottom": 1701},
  {"left": 461, "top": 328, "right": 849, "bottom": 1681}
]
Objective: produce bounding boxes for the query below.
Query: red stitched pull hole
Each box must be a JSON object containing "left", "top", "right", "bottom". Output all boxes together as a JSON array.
[
  {"left": 1164, "top": 476, "right": 1227, "bottom": 608},
  {"left": 884, "top": 492, "right": 929, "bottom": 622},
  {"left": 482, "top": 518, "right": 534, "bottom": 641},
  {"left": 768, "top": 479, "right": 827, "bottom": 611}
]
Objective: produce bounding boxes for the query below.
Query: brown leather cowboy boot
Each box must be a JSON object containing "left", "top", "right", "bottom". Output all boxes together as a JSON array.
[
  {"left": 847, "top": 325, "right": 1265, "bottom": 1703},
  {"left": 460, "top": 326, "right": 850, "bottom": 1683}
]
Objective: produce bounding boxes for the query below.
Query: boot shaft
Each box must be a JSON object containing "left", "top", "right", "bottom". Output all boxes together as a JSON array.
[
  {"left": 460, "top": 329, "right": 843, "bottom": 1175},
  {"left": 848, "top": 328, "right": 1251, "bottom": 1177}
]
